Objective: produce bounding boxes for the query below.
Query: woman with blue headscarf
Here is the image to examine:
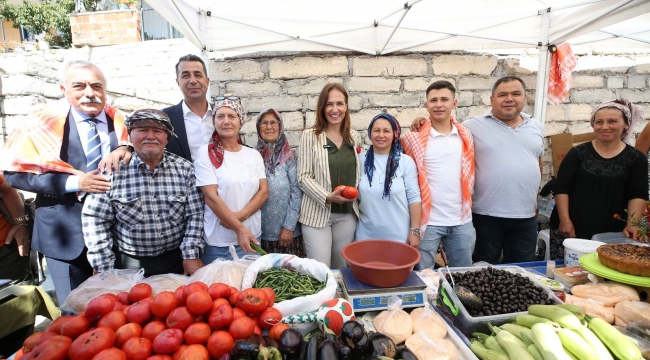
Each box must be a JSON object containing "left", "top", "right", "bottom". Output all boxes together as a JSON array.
[{"left": 355, "top": 113, "right": 422, "bottom": 247}]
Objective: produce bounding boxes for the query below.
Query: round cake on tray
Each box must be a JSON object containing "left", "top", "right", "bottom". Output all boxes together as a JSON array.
[{"left": 596, "top": 243, "right": 650, "bottom": 277}]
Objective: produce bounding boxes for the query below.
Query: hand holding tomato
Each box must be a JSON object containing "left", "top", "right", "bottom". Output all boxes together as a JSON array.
[{"left": 328, "top": 185, "right": 357, "bottom": 204}]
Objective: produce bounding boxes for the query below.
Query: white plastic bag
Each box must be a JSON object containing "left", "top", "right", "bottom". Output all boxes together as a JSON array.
[
  {"left": 410, "top": 302, "right": 447, "bottom": 339},
  {"left": 61, "top": 269, "right": 144, "bottom": 314},
  {"left": 140, "top": 273, "right": 188, "bottom": 295},
  {"left": 373, "top": 296, "right": 413, "bottom": 344},
  {"left": 189, "top": 247, "right": 258, "bottom": 289},
  {"left": 241, "top": 254, "right": 336, "bottom": 317},
  {"left": 405, "top": 332, "right": 458, "bottom": 360}
]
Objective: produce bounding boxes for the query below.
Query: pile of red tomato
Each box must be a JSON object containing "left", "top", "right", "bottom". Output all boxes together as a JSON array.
[{"left": 18, "top": 281, "right": 290, "bottom": 360}]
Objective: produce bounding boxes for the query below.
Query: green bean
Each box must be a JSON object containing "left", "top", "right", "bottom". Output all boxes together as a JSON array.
[{"left": 253, "top": 268, "right": 326, "bottom": 301}]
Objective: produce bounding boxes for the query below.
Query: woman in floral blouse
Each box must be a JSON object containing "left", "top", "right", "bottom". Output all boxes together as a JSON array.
[{"left": 255, "top": 109, "right": 305, "bottom": 256}]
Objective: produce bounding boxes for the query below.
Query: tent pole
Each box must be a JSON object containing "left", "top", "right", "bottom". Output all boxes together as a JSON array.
[
  {"left": 379, "top": 4, "right": 412, "bottom": 54},
  {"left": 202, "top": 51, "right": 211, "bottom": 101},
  {"left": 534, "top": 9, "right": 552, "bottom": 125}
]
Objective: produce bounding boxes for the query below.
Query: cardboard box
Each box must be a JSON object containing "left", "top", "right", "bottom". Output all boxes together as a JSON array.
[{"left": 550, "top": 132, "right": 596, "bottom": 175}]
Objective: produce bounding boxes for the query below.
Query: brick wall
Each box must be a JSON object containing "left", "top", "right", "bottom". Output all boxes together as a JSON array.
[
  {"left": 0, "top": 39, "right": 649, "bottom": 185},
  {"left": 69, "top": 9, "right": 141, "bottom": 47}
]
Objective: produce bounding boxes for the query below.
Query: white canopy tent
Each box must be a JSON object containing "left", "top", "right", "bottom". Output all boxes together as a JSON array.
[{"left": 146, "top": 0, "right": 650, "bottom": 123}]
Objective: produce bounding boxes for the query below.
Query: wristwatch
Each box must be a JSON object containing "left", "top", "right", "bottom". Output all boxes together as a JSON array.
[
  {"left": 409, "top": 227, "right": 421, "bottom": 238},
  {"left": 12, "top": 214, "right": 30, "bottom": 224}
]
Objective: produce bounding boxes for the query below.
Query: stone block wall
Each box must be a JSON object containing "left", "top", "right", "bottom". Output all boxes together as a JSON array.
[
  {"left": 1, "top": 38, "right": 649, "bottom": 185},
  {"left": 69, "top": 9, "right": 141, "bottom": 47}
]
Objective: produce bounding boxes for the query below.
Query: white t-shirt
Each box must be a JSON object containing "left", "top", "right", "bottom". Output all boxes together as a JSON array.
[
  {"left": 424, "top": 124, "right": 465, "bottom": 226},
  {"left": 194, "top": 145, "right": 266, "bottom": 246},
  {"left": 182, "top": 101, "right": 214, "bottom": 161}
]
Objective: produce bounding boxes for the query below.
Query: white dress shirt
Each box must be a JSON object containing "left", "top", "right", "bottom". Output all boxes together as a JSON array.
[{"left": 182, "top": 101, "right": 214, "bottom": 161}]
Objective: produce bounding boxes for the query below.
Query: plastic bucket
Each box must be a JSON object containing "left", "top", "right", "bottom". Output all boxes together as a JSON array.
[{"left": 563, "top": 238, "right": 605, "bottom": 266}]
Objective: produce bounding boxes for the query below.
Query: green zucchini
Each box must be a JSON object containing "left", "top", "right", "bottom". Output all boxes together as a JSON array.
[
  {"left": 557, "top": 328, "right": 598, "bottom": 360},
  {"left": 573, "top": 325, "right": 613, "bottom": 360},
  {"left": 501, "top": 323, "right": 533, "bottom": 341},
  {"left": 516, "top": 314, "right": 560, "bottom": 329},
  {"left": 470, "top": 340, "right": 510, "bottom": 360},
  {"left": 588, "top": 317, "right": 642, "bottom": 360},
  {"left": 528, "top": 305, "right": 582, "bottom": 330},
  {"left": 531, "top": 323, "right": 573, "bottom": 360},
  {"left": 495, "top": 328, "right": 535, "bottom": 360},
  {"left": 527, "top": 344, "right": 543, "bottom": 360}
]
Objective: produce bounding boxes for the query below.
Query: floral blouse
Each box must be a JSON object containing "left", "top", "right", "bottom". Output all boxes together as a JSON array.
[{"left": 260, "top": 154, "right": 302, "bottom": 241}]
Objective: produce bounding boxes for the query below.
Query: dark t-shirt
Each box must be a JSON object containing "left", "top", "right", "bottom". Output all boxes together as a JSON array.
[
  {"left": 327, "top": 138, "right": 356, "bottom": 214},
  {"left": 550, "top": 142, "right": 649, "bottom": 239}
]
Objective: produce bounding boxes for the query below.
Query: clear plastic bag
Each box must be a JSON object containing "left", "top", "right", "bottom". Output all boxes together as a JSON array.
[
  {"left": 373, "top": 295, "right": 413, "bottom": 344},
  {"left": 140, "top": 273, "right": 188, "bottom": 296},
  {"left": 405, "top": 332, "right": 458, "bottom": 360},
  {"left": 61, "top": 269, "right": 144, "bottom": 314},
  {"left": 188, "top": 246, "right": 258, "bottom": 289},
  {"left": 410, "top": 302, "right": 447, "bottom": 339}
]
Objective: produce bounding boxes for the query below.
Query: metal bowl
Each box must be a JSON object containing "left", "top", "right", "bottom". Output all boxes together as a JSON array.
[{"left": 341, "top": 239, "right": 421, "bottom": 288}]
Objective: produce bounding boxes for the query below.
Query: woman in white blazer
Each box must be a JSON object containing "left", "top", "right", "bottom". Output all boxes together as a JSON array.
[{"left": 297, "top": 83, "right": 362, "bottom": 268}]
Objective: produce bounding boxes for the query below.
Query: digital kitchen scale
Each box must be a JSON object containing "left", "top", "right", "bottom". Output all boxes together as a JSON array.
[{"left": 340, "top": 267, "right": 428, "bottom": 312}]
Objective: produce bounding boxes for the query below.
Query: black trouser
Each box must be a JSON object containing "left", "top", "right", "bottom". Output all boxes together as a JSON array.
[
  {"left": 115, "top": 247, "right": 184, "bottom": 277},
  {"left": 472, "top": 213, "right": 538, "bottom": 264}
]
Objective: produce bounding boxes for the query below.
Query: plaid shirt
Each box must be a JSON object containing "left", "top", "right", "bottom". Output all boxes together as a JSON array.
[{"left": 82, "top": 151, "right": 205, "bottom": 272}]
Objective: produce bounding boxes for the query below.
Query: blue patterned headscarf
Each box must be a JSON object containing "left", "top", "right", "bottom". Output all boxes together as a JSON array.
[{"left": 364, "top": 113, "right": 403, "bottom": 199}]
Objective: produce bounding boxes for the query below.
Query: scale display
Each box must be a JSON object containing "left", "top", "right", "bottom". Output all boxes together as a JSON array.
[{"left": 339, "top": 268, "right": 428, "bottom": 312}]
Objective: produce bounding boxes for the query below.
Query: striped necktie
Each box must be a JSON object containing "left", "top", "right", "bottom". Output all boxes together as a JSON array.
[{"left": 86, "top": 118, "right": 102, "bottom": 171}]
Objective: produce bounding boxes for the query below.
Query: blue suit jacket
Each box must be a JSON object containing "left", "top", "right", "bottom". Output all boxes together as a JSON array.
[
  {"left": 4, "top": 110, "right": 121, "bottom": 261},
  {"left": 162, "top": 101, "right": 192, "bottom": 162}
]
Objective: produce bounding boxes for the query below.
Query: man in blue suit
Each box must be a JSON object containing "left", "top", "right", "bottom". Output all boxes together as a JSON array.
[
  {"left": 0, "top": 60, "right": 129, "bottom": 304},
  {"left": 102, "top": 54, "right": 213, "bottom": 165}
]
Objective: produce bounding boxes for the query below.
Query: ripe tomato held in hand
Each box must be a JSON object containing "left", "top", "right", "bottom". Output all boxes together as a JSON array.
[
  {"left": 183, "top": 323, "right": 211, "bottom": 345},
  {"left": 258, "top": 307, "right": 282, "bottom": 329},
  {"left": 208, "top": 304, "right": 233, "bottom": 330},
  {"left": 335, "top": 185, "right": 359, "bottom": 199},
  {"left": 152, "top": 329, "right": 183, "bottom": 354},
  {"left": 207, "top": 283, "right": 231, "bottom": 300},
  {"left": 142, "top": 321, "right": 166, "bottom": 342},
  {"left": 91, "top": 347, "right": 126, "bottom": 360},
  {"left": 151, "top": 292, "right": 178, "bottom": 319},
  {"left": 86, "top": 296, "right": 116, "bottom": 318},
  {"left": 60, "top": 315, "right": 90, "bottom": 340},
  {"left": 98, "top": 310, "right": 127, "bottom": 331},
  {"left": 129, "top": 284, "right": 152, "bottom": 303},
  {"left": 206, "top": 331, "right": 234, "bottom": 359},
  {"left": 236, "top": 288, "right": 268, "bottom": 314},
  {"left": 260, "top": 287, "right": 275, "bottom": 307},
  {"left": 185, "top": 290, "right": 212, "bottom": 315},
  {"left": 114, "top": 323, "right": 142, "bottom": 349},
  {"left": 127, "top": 301, "right": 152, "bottom": 325},
  {"left": 68, "top": 326, "right": 115, "bottom": 360},
  {"left": 228, "top": 316, "right": 256, "bottom": 340},
  {"left": 122, "top": 337, "right": 152, "bottom": 360},
  {"left": 268, "top": 323, "right": 290, "bottom": 341}
]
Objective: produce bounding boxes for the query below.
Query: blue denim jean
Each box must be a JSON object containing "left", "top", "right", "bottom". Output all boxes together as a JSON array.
[
  {"left": 200, "top": 244, "right": 247, "bottom": 264},
  {"left": 417, "top": 221, "right": 476, "bottom": 270},
  {"left": 472, "top": 213, "right": 538, "bottom": 264}
]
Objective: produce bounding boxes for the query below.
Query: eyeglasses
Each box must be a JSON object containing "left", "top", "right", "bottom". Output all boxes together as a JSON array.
[
  {"left": 213, "top": 95, "right": 240, "bottom": 102},
  {"left": 260, "top": 121, "right": 280, "bottom": 128}
]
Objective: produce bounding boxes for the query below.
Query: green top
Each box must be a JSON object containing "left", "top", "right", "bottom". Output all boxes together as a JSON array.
[{"left": 327, "top": 138, "right": 356, "bottom": 214}]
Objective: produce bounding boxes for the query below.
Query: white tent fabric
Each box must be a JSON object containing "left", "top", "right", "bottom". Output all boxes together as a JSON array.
[
  {"left": 146, "top": 0, "right": 650, "bottom": 121},
  {"left": 146, "top": 0, "right": 650, "bottom": 54}
]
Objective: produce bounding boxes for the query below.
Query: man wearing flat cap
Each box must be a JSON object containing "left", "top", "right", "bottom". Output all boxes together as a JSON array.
[{"left": 82, "top": 109, "right": 205, "bottom": 276}]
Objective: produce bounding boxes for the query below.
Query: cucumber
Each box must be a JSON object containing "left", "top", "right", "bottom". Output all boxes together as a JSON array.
[
  {"left": 501, "top": 323, "right": 533, "bottom": 342},
  {"left": 531, "top": 323, "right": 573, "bottom": 360},
  {"left": 573, "top": 325, "right": 613, "bottom": 360},
  {"left": 528, "top": 305, "right": 582, "bottom": 330},
  {"left": 495, "top": 328, "right": 535, "bottom": 360},
  {"left": 557, "top": 328, "right": 598, "bottom": 360},
  {"left": 516, "top": 314, "right": 560, "bottom": 329}
]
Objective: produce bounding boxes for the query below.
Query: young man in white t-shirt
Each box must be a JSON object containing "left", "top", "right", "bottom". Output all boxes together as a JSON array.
[{"left": 402, "top": 81, "right": 476, "bottom": 268}]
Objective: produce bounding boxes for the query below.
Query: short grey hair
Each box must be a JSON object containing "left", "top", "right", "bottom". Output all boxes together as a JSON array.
[{"left": 58, "top": 60, "right": 107, "bottom": 87}]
